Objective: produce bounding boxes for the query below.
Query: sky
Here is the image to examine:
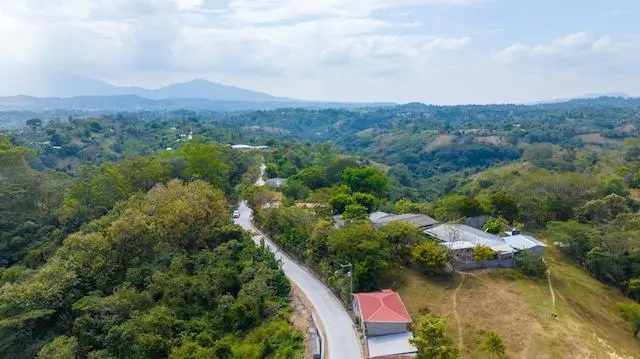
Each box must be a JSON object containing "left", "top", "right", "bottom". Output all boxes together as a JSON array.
[{"left": 0, "top": 0, "right": 639, "bottom": 104}]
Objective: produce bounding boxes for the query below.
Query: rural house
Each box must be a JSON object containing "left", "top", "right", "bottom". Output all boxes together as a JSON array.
[
  {"left": 353, "top": 289, "right": 418, "bottom": 358},
  {"left": 425, "top": 224, "right": 516, "bottom": 270}
]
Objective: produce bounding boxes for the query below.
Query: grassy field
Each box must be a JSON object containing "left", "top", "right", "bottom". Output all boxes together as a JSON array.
[{"left": 381, "top": 245, "right": 639, "bottom": 358}]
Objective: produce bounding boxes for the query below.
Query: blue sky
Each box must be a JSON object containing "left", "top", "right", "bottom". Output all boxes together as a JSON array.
[{"left": 0, "top": 0, "right": 638, "bottom": 103}]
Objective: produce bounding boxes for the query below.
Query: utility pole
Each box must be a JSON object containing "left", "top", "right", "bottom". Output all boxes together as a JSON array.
[{"left": 339, "top": 263, "right": 353, "bottom": 310}]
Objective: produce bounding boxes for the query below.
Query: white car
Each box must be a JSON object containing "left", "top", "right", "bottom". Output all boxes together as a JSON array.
[{"left": 232, "top": 210, "right": 241, "bottom": 219}]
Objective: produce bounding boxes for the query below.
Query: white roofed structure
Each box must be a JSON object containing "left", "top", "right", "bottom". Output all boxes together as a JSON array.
[
  {"left": 367, "top": 332, "right": 418, "bottom": 358},
  {"left": 504, "top": 234, "right": 547, "bottom": 256},
  {"left": 425, "top": 224, "right": 515, "bottom": 255}
]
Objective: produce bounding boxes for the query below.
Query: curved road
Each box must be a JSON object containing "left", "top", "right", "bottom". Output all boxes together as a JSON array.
[{"left": 234, "top": 163, "right": 361, "bottom": 358}]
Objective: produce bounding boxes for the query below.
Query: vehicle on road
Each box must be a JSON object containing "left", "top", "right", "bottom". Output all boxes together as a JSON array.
[{"left": 232, "top": 210, "right": 240, "bottom": 218}]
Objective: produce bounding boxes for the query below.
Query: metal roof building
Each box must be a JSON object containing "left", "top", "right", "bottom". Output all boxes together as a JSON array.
[
  {"left": 504, "top": 234, "right": 547, "bottom": 256},
  {"left": 425, "top": 224, "right": 515, "bottom": 255},
  {"left": 370, "top": 213, "right": 439, "bottom": 229},
  {"left": 367, "top": 332, "right": 418, "bottom": 358}
]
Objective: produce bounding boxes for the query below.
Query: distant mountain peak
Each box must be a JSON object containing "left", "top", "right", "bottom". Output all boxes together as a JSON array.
[{"left": 0, "top": 69, "right": 284, "bottom": 102}]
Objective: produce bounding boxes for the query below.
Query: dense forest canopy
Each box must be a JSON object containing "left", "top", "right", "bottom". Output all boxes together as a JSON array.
[{"left": 2, "top": 97, "right": 640, "bottom": 356}]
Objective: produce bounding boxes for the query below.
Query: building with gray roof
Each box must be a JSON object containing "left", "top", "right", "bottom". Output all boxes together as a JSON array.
[
  {"left": 370, "top": 213, "right": 439, "bottom": 229},
  {"left": 503, "top": 234, "right": 546, "bottom": 256}
]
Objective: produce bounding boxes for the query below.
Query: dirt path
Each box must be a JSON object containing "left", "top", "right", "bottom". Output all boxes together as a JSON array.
[
  {"left": 542, "top": 258, "right": 557, "bottom": 309},
  {"left": 453, "top": 273, "right": 466, "bottom": 353}
]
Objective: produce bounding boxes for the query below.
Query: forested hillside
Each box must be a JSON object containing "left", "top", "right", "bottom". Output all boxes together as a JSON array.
[
  {"left": 1, "top": 124, "right": 306, "bottom": 358},
  {"left": 0, "top": 180, "right": 301, "bottom": 358},
  {"left": 3, "top": 99, "right": 640, "bottom": 358}
]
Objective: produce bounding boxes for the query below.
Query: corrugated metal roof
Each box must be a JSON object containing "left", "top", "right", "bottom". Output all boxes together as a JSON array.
[
  {"left": 354, "top": 289, "right": 412, "bottom": 323},
  {"left": 372, "top": 214, "right": 439, "bottom": 228},
  {"left": 442, "top": 241, "right": 476, "bottom": 250},
  {"left": 425, "top": 224, "right": 515, "bottom": 254},
  {"left": 367, "top": 332, "right": 418, "bottom": 358},
  {"left": 370, "top": 212, "right": 392, "bottom": 221},
  {"left": 504, "top": 234, "right": 547, "bottom": 250}
]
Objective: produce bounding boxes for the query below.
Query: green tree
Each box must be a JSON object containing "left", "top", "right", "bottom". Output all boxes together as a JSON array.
[
  {"left": 515, "top": 250, "right": 547, "bottom": 278},
  {"left": 410, "top": 315, "right": 459, "bottom": 359},
  {"left": 307, "top": 220, "right": 332, "bottom": 262},
  {"left": 26, "top": 118, "right": 43, "bottom": 130},
  {"left": 547, "top": 221, "right": 598, "bottom": 264},
  {"left": 614, "top": 302, "right": 640, "bottom": 337},
  {"left": 329, "top": 194, "right": 354, "bottom": 214},
  {"left": 585, "top": 247, "right": 626, "bottom": 286},
  {"left": 434, "top": 195, "right": 483, "bottom": 221},
  {"left": 342, "top": 167, "right": 389, "bottom": 196},
  {"left": 37, "top": 336, "right": 78, "bottom": 359},
  {"left": 343, "top": 204, "right": 369, "bottom": 221},
  {"left": 178, "top": 142, "right": 230, "bottom": 189},
  {"left": 412, "top": 241, "right": 451, "bottom": 274},
  {"left": 395, "top": 198, "right": 429, "bottom": 214},
  {"left": 293, "top": 166, "right": 328, "bottom": 190},
  {"left": 353, "top": 192, "right": 377, "bottom": 213},
  {"left": 623, "top": 138, "right": 640, "bottom": 162},
  {"left": 524, "top": 145, "right": 555, "bottom": 169},
  {"left": 328, "top": 223, "right": 390, "bottom": 291},
  {"left": 281, "top": 179, "right": 311, "bottom": 201},
  {"left": 599, "top": 174, "right": 630, "bottom": 197},
  {"left": 479, "top": 332, "right": 507, "bottom": 358},
  {"left": 265, "top": 163, "right": 279, "bottom": 178},
  {"left": 483, "top": 218, "right": 507, "bottom": 235},
  {"left": 626, "top": 278, "right": 640, "bottom": 302},
  {"left": 381, "top": 222, "right": 424, "bottom": 264},
  {"left": 577, "top": 199, "right": 611, "bottom": 224},
  {"left": 490, "top": 192, "right": 518, "bottom": 221},
  {"left": 473, "top": 246, "right": 495, "bottom": 262}
]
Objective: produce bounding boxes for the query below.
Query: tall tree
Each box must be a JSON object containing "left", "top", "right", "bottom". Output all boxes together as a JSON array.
[
  {"left": 342, "top": 167, "right": 389, "bottom": 197},
  {"left": 410, "top": 315, "right": 459, "bottom": 359}
]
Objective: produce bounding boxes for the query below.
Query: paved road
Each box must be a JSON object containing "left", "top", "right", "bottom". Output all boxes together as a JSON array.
[
  {"left": 234, "top": 201, "right": 362, "bottom": 359},
  {"left": 255, "top": 163, "right": 266, "bottom": 186}
]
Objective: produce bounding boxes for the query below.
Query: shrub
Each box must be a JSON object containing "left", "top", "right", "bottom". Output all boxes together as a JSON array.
[
  {"left": 515, "top": 250, "right": 547, "bottom": 278},
  {"left": 412, "top": 242, "right": 451, "bottom": 274}
]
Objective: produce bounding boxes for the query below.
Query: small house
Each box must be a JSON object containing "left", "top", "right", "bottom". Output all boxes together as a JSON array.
[
  {"left": 353, "top": 289, "right": 412, "bottom": 336},
  {"left": 353, "top": 290, "right": 417, "bottom": 358}
]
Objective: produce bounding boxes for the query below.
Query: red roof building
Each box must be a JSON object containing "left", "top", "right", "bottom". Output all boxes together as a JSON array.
[
  {"left": 353, "top": 290, "right": 417, "bottom": 358},
  {"left": 353, "top": 290, "right": 412, "bottom": 337},
  {"left": 354, "top": 289, "right": 411, "bottom": 323}
]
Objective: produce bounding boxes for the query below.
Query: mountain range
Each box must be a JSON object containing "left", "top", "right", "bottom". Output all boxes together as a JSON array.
[{"left": 0, "top": 69, "right": 288, "bottom": 102}]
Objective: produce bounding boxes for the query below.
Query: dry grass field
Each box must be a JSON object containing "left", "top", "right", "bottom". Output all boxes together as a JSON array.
[{"left": 382, "top": 245, "right": 639, "bottom": 359}]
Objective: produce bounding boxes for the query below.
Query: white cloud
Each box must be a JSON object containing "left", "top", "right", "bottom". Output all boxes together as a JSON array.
[
  {"left": 423, "top": 36, "right": 471, "bottom": 51},
  {"left": 221, "top": 0, "right": 479, "bottom": 24},
  {"left": 0, "top": 0, "right": 637, "bottom": 103},
  {"left": 495, "top": 32, "right": 611, "bottom": 63}
]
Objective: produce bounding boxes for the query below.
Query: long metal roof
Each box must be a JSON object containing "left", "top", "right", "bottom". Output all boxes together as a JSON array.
[
  {"left": 503, "top": 234, "right": 547, "bottom": 250},
  {"left": 425, "top": 224, "right": 515, "bottom": 254}
]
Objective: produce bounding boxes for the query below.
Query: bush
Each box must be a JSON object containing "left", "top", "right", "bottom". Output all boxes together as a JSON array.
[
  {"left": 473, "top": 246, "right": 495, "bottom": 262},
  {"left": 483, "top": 218, "right": 508, "bottom": 235},
  {"left": 412, "top": 241, "right": 451, "bottom": 274},
  {"left": 515, "top": 250, "right": 547, "bottom": 278},
  {"left": 343, "top": 204, "right": 369, "bottom": 221}
]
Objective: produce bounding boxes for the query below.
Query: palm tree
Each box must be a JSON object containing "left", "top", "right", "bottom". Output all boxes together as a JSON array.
[{"left": 480, "top": 331, "right": 507, "bottom": 358}]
